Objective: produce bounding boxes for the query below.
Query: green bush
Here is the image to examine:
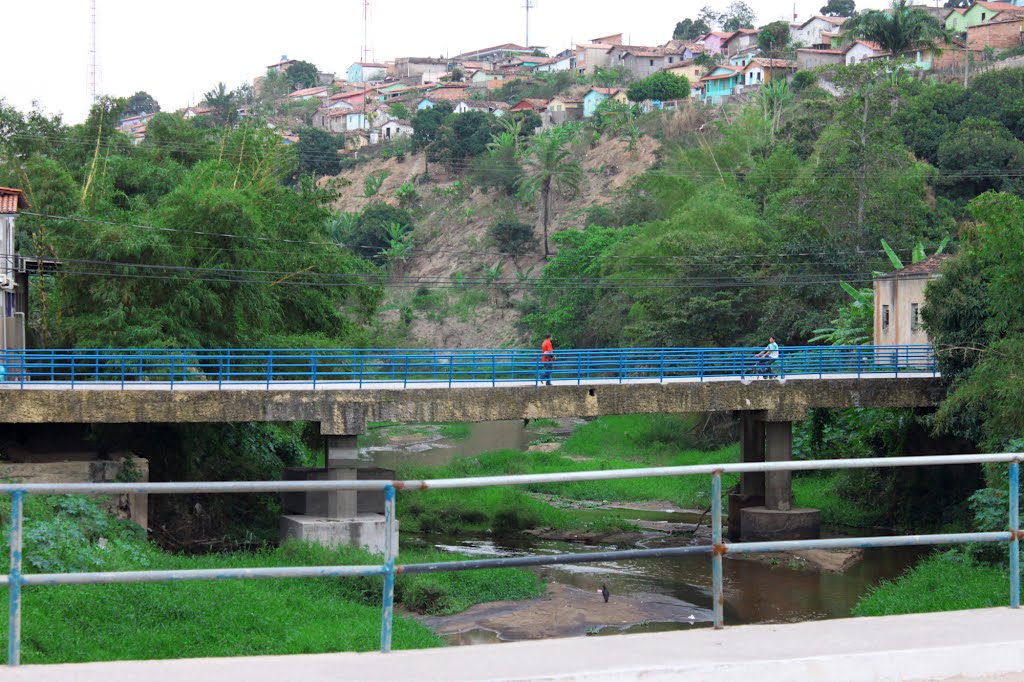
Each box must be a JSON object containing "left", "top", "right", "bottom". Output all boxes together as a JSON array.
[
  {"left": 350, "top": 202, "right": 414, "bottom": 260},
  {"left": 489, "top": 220, "right": 537, "bottom": 259}
]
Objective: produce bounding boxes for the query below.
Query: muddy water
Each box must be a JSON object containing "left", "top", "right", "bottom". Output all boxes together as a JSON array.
[
  {"left": 431, "top": 535, "right": 924, "bottom": 640},
  {"left": 360, "top": 420, "right": 546, "bottom": 469},
  {"left": 368, "top": 420, "right": 927, "bottom": 641}
]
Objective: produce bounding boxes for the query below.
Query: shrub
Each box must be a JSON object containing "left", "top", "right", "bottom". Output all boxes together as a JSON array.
[
  {"left": 350, "top": 203, "right": 414, "bottom": 260},
  {"left": 791, "top": 70, "right": 819, "bottom": 93},
  {"left": 585, "top": 205, "right": 616, "bottom": 227},
  {"left": 492, "top": 504, "right": 541, "bottom": 536},
  {"left": 363, "top": 170, "right": 391, "bottom": 198},
  {"left": 489, "top": 220, "right": 537, "bottom": 259}
]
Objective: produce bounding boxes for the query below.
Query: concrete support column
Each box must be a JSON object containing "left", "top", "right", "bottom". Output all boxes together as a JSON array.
[
  {"left": 764, "top": 421, "right": 792, "bottom": 512},
  {"left": 728, "top": 413, "right": 766, "bottom": 541},
  {"left": 326, "top": 435, "right": 359, "bottom": 519}
]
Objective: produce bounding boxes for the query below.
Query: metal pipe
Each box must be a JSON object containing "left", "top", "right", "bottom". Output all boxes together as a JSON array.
[
  {"left": 397, "top": 544, "right": 714, "bottom": 575},
  {"left": 726, "top": 532, "right": 1012, "bottom": 554},
  {"left": 2, "top": 564, "right": 386, "bottom": 587},
  {"left": 380, "top": 485, "right": 396, "bottom": 653},
  {"left": 1011, "top": 461, "right": 1020, "bottom": 609},
  {"left": 711, "top": 472, "right": 724, "bottom": 629},
  {"left": 7, "top": 490, "right": 23, "bottom": 666},
  {"left": 0, "top": 454, "right": 1018, "bottom": 496}
]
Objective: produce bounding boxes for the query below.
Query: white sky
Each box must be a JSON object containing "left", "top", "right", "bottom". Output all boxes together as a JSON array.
[{"left": 3, "top": 0, "right": 892, "bottom": 124}]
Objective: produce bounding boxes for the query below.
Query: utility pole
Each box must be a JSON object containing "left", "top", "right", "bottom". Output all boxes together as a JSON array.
[
  {"left": 88, "top": 0, "right": 98, "bottom": 104},
  {"left": 524, "top": 0, "right": 534, "bottom": 47},
  {"left": 361, "top": 0, "right": 371, "bottom": 64}
]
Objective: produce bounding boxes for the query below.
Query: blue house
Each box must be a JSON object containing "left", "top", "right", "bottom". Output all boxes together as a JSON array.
[
  {"left": 346, "top": 62, "right": 388, "bottom": 83},
  {"left": 700, "top": 66, "right": 744, "bottom": 104},
  {"left": 583, "top": 88, "right": 625, "bottom": 118},
  {"left": 417, "top": 97, "right": 436, "bottom": 110}
]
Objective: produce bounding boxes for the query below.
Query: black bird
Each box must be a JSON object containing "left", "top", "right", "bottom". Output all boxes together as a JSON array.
[{"left": 601, "top": 584, "right": 610, "bottom": 603}]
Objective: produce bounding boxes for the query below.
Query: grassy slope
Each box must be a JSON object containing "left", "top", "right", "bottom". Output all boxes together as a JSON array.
[
  {"left": 853, "top": 551, "right": 1012, "bottom": 617},
  {"left": 0, "top": 497, "right": 542, "bottom": 664},
  {"left": 396, "top": 415, "right": 740, "bottom": 534}
]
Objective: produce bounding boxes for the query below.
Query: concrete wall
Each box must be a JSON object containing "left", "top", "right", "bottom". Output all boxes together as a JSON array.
[
  {"left": 0, "top": 456, "right": 149, "bottom": 528},
  {"left": 874, "top": 276, "right": 931, "bottom": 347},
  {"left": 0, "top": 378, "right": 944, "bottom": 432}
]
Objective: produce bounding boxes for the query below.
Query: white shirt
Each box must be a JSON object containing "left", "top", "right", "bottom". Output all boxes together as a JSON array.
[{"left": 766, "top": 342, "right": 779, "bottom": 359}]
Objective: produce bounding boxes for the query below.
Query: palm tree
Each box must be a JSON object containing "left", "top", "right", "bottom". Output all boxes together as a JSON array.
[
  {"left": 203, "top": 82, "right": 238, "bottom": 127},
  {"left": 842, "top": 0, "right": 954, "bottom": 57},
  {"left": 520, "top": 127, "right": 583, "bottom": 258}
]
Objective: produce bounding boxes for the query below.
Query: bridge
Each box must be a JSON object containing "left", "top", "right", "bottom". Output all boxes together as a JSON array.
[{"left": 0, "top": 345, "right": 943, "bottom": 545}]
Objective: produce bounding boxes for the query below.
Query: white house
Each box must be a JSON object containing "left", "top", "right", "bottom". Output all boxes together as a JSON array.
[
  {"left": 790, "top": 15, "right": 849, "bottom": 47},
  {"left": 346, "top": 62, "right": 388, "bottom": 83},
  {"left": 844, "top": 40, "right": 887, "bottom": 64},
  {"left": 376, "top": 118, "right": 414, "bottom": 143},
  {"left": 0, "top": 187, "right": 28, "bottom": 351}
]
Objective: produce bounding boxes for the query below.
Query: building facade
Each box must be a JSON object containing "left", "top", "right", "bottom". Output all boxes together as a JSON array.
[{"left": 874, "top": 254, "right": 951, "bottom": 349}]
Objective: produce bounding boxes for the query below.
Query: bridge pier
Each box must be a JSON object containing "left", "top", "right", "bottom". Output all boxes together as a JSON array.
[
  {"left": 731, "top": 414, "right": 820, "bottom": 542},
  {"left": 280, "top": 431, "right": 398, "bottom": 555}
]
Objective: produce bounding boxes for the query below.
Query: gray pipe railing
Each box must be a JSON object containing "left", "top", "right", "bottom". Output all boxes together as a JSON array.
[{"left": 2, "top": 453, "right": 1020, "bottom": 666}]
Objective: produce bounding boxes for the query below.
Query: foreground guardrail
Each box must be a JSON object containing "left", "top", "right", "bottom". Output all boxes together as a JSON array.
[
  {"left": 3, "top": 452, "right": 1017, "bottom": 666},
  {"left": 0, "top": 345, "right": 936, "bottom": 389}
]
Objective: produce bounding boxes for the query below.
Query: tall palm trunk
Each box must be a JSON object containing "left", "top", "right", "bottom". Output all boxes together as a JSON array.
[{"left": 542, "top": 177, "right": 552, "bottom": 257}]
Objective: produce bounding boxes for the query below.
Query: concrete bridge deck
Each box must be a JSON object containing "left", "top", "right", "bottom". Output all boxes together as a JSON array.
[
  {"left": 0, "top": 374, "right": 943, "bottom": 431},
  {"left": 8, "top": 607, "right": 1022, "bottom": 681}
]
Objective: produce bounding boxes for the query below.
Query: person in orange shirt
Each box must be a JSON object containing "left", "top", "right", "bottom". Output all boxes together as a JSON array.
[{"left": 540, "top": 334, "right": 554, "bottom": 386}]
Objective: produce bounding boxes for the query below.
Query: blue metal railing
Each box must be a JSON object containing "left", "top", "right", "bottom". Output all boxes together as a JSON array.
[
  {"left": 1, "top": 452, "right": 1019, "bottom": 666},
  {"left": 0, "top": 345, "right": 937, "bottom": 389}
]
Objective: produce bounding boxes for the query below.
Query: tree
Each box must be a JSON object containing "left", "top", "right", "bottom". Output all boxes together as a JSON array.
[
  {"left": 758, "top": 21, "right": 792, "bottom": 59},
  {"left": 521, "top": 127, "right": 584, "bottom": 257},
  {"left": 935, "top": 118, "right": 1024, "bottom": 201},
  {"left": 450, "top": 67, "right": 464, "bottom": 82},
  {"left": 700, "top": 1, "right": 756, "bottom": 31},
  {"left": 350, "top": 203, "right": 415, "bottom": 261},
  {"left": 674, "top": 17, "right": 712, "bottom": 41},
  {"left": 296, "top": 127, "right": 343, "bottom": 177},
  {"left": 627, "top": 72, "right": 691, "bottom": 102},
  {"left": 820, "top": 0, "right": 856, "bottom": 16},
  {"left": 202, "top": 82, "right": 238, "bottom": 127},
  {"left": 388, "top": 102, "right": 410, "bottom": 121},
  {"left": 285, "top": 61, "right": 320, "bottom": 90},
  {"left": 256, "top": 69, "right": 291, "bottom": 116},
  {"left": 124, "top": 91, "right": 160, "bottom": 117},
  {"left": 489, "top": 221, "right": 537, "bottom": 261},
  {"left": 842, "top": 0, "right": 953, "bottom": 56}
]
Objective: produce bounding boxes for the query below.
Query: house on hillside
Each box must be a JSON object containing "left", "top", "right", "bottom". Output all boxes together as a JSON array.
[
  {"left": 700, "top": 31, "right": 734, "bottom": 55},
  {"left": 874, "top": 254, "right": 950, "bottom": 350},
  {"left": 844, "top": 40, "right": 888, "bottom": 65},
  {"left": 741, "top": 58, "right": 798, "bottom": 85},
  {"left": 575, "top": 42, "right": 614, "bottom": 75},
  {"left": 700, "top": 65, "right": 744, "bottom": 103},
  {"left": 267, "top": 56, "right": 297, "bottom": 73},
  {"left": 583, "top": 87, "right": 627, "bottom": 117},
  {"left": 790, "top": 15, "right": 849, "bottom": 48},
  {"left": 534, "top": 53, "right": 576, "bottom": 72},
  {"left": 967, "top": 16, "right": 1024, "bottom": 50},
  {"left": 288, "top": 86, "right": 330, "bottom": 101},
  {"left": 661, "top": 60, "right": 705, "bottom": 89},
  {"left": 347, "top": 62, "right": 388, "bottom": 83},
  {"left": 722, "top": 29, "right": 759, "bottom": 56},
  {"left": 429, "top": 83, "right": 471, "bottom": 101},
  {"left": 547, "top": 96, "right": 584, "bottom": 123},
  {"left": 417, "top": 97, "right": 437, "bottom": 110},
  {"left": 607, "top": 45, "right": 689, "bottom": 79},
  {"left": 453, "top": 43, "right": 538, "bottom": 63},
  {"left": 394, "top": 57, "right": 451, "bottom": 79},
  {"left": 959, "top": 1, "right": 1024, "bottom": 29},
  {"left": 315, "top": 107, "right": 350, "bottom": 134},
  {"left": 796, "top": 46, "right": 847, "bottom": 68},
  {"left": 510, "top": 98, "right": 549, "bottom": 113},
  {"left": 373, "top": 118, "right": 414, "bottom": 143},
  {"left": 0, "top": 187, "right": 28, "bottom": 351}
]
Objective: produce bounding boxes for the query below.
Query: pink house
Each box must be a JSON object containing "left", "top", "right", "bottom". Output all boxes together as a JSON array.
[{"left": 700, "top": 31, "right": 734, "bottom": 55}]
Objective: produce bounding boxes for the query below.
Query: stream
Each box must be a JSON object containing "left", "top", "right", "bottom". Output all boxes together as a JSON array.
[{"left": 361, "top": 420, "right": 928, "bottom": 644}]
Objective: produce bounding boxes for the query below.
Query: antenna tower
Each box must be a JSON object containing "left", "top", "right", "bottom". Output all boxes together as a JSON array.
[
  {"left": 88, "top": 0, "right": 98, "bottom": 103},
  {"left": 524, "top": 0, "right": 534, "bottom": 47},
  {"left": 361, "top": 0, "right": 371, "bottom": 63}
]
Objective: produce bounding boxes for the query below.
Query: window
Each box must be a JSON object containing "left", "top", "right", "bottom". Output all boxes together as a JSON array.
[
  {"left": 911, "top": 303, "right": 920, "bottom": 332},
  {"left": 882, "top": 305, "right": 890, "bottom": 331},
  {"left": 669, "top": 57, "right": 674, "bottom": 64},
  {"left": 650, "top": 59, "right": 655, "bottom": 66}
]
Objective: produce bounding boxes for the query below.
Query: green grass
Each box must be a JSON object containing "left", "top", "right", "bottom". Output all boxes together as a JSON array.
[
  {"left": 853, "top": 551, "right": 1013, "bottom": 617},
  {"left": 0, "top": 496, "right": 543, "bottom": 664},
  {"left": 396, "top": 415, "right": 740, "bottom": 535},
  {"left": 793, "top": 472, "right": 889, "bottom": 528},
  {"left": 528, "top": 418, "right": 560, "bottom": 429},
  {"left": 437, "top": 423, "right": 472, "bottom": 439}
]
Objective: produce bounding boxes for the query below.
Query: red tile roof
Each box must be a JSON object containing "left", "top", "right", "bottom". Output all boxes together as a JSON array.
[
  {"left": 877, "top": 254, "right": 952, "bottom": 279},
  {"left": 0, "top": 187, "right": 29, "bottom": 213},
  {"left": 974, "top": 1, "right": 1024, "bottom": 11}
]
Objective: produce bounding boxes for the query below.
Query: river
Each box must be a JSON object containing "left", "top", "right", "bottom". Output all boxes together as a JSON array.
[{"left": 361, "top": 419, "right": 927, "bottom": 643}]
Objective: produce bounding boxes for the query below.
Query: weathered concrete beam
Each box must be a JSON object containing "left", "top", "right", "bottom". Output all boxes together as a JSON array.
[{"left": 0, "top": 377, "right": 944, "bottom": 426}]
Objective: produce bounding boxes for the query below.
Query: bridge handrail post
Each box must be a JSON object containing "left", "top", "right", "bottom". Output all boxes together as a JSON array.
[
  {"left": 740, "top": 350, "right": 745, "bottom": 381},
  {"left": 699, "top": 350, "right": 705, "bottom": 381},
  {"left": 491, "top": 355, "right": 496, "bottom": 387},
  {"left": 779, "top": 349, "right": 785, "bottom": 380},
  {"left": 1011, "top": 461, "right": 1020, "bottom": 609},
  {"left": 819, "top": 348, "right": 824, "bottom": 379},
  {"left": 404, "top": 355, "right": 409, "bottom": 389},
  {"left": 7, "top": 490, "right": 24, "bottom": 666},
  {"left": 19, "top": 352, "right": 25, "bottom": 389},
  {"left": 265, "top": 350, "right": 273, "bottom": 390},
  {"left": 170, "top": 355, "right": 174, "bottom": 391},
  {"left": 618, "top": 351, "right": 624, "bottom": 384},
  {"left": 379, "top": 484, "right": 397, "bottom": 653},
  {"left": 121, "top": 356, "right": 126, "bottom": 390},
  {"left": 218, "top": 355, "right": 224, "bottom": 390},
  {"left": 577, "top": 353, "right": 582, "bottom": 386},
  {"left": 448, "top": 355, "right": 454, "bottom": 388},
  {"left": 711, "top": 472, "right": 724, "bottom": 630},
  {"left": 311, "top": 353, "right": 317, "bottom": 390},
  {"left": 358, "top": 354, "right": 364, "bottom": 388},
  {"left": 857, "top": 348, "right": 862, "bottom": 378}
]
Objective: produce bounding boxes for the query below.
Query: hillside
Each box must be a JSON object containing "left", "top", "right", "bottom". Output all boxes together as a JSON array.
[{"left": 331, "top": 133, "right": 661, "bottom": 348}]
